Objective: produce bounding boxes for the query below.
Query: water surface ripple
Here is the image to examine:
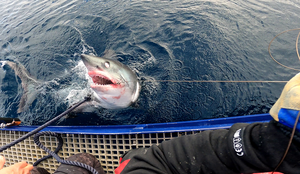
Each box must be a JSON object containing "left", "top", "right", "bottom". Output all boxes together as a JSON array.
[{"left": 0, "top": 0, "right": 300, "bottom": 125}]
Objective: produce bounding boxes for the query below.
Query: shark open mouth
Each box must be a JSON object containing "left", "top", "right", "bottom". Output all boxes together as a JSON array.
[{"left": 91, "top": 75, "right": 114, "bottom": 85}]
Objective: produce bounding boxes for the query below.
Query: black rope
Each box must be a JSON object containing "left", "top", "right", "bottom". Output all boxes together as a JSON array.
[
  {"left": 0, "top": 94, "right": 100, "bottom": 174},
  {"left": 33, "top": 131, "right": 99, "bottom": 174},
  {"left": 33, "top": 131, "right": 64, "bottom": 166},
  {"left": 0, "top": 94, "right": 91, "bottom": 152}
]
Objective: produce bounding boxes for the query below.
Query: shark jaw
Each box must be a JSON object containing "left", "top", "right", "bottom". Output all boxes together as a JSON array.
[
  {"left": 88, "top": 70, "right": 120, "bottom": 89},
  {"left": 87, "top": 69, "right": 126, "bottom": 102},
  {"left": 81, "top": 54, "right": 140, "bottom": 109}
]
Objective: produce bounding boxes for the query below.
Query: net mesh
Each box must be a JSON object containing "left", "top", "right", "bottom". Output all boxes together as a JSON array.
[{"left": 0, "top": 130, "right": 201, "bottom": 173}]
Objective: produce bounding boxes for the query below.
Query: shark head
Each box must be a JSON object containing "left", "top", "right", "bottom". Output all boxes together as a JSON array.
[{"left": 80, "top": 54, "right": 140, "bottom": 109}]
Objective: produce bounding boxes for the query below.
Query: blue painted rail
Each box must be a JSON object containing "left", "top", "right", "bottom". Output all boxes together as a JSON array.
[{"left": 2, "top": 114, "right": 272, "bottom": 134}]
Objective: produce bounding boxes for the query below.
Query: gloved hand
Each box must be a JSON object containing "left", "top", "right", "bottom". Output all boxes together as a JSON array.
[{"left": 269, "top": 73, "right": 300, "bottom": 129}]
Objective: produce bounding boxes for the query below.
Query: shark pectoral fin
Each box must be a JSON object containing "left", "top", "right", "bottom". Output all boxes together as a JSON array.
[
  {"left": 66, "top": 101, "right": 84, "bottom": 118},
  {"left": 67, "top": 101, "right": 100, "bottom": 118},
  {"left": 17, "top": 90, "right": 38, "bottom": 113},
  {"left": 17, "top": 93, "right": 27, "bottom": 113}
]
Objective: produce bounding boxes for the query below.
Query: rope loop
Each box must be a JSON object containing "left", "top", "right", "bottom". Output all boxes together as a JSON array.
[
  {"left": 33, "top": 131, "right": 99, "bottom": 174},
  {"left": 33, "top": 131, "right": 63, "bottom": 166}
]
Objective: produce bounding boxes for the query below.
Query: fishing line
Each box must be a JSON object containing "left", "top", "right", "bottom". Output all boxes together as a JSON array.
[
  {"left": 272, "top": 111, "right": 300, "bottom": 173},
  {"left": 268, "top": 28, "right": 300, "bottom": 71},
  {"left": 146, "top": 28, "right": 300, "bottom": 173},
  {"left": 141, "top": 29, "right": 300, "bottom": 173},
  {"left": 143, "top": 28, "right": 300, "bottom": 84},
  {"left": 144, "top": 80, "right": 288, "bottom": 83},
  {"left": 269, "top": 28, "right": 300, "bottom": 173}
]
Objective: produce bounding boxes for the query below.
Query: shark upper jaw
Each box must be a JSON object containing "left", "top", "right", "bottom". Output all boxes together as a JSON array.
[{"left": 88, "top": 70, "right": 122, "bottom": 90}]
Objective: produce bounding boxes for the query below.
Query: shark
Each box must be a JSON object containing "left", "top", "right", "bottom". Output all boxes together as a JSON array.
[
  {"left": 80, "top": 54, "right": 141, "bottom": 109},
  {"left": 2, "top": 53, "right": 141, "bottom": 114},
  {"left": 4, "top": 61, "right": 40, "bottom": 113}
]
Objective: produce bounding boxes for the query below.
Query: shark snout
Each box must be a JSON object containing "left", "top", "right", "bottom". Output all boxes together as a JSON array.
[{"left": 80, "top": 54, "right": 89, "bottom": 62}]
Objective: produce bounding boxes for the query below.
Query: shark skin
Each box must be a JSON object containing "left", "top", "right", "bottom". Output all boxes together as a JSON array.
[
  {"left": 80, "top": 54, "right": 141, "bottom": 109},
  {"left": 3, "top": 53, "right": 141, "bottom": 114},
  {"left": 5, "top": 61, "right": 40, "bottom": 113}
]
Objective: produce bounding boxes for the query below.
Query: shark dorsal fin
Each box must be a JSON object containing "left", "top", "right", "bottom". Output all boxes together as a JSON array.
[{"left": 102, "top": 50, "right": 116, "bottom": 59}]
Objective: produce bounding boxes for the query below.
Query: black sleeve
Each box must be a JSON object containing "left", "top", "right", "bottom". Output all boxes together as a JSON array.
[{"left": 116, "top": 121, "right": 300, "bottom": 174}]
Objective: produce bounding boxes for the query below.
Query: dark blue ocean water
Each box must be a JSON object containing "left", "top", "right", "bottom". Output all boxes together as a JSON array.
[{"left": 0, "top": 0, "right": 300, "bottom": 126}]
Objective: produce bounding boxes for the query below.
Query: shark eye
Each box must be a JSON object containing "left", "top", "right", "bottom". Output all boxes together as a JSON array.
[{"left": 104, "top": 61, "right": 110, "bottom": 68}]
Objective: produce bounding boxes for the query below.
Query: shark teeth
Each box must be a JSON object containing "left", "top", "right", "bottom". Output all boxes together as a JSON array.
[{"left": 91, "top": 75, "right": 114, "bottom": 85}]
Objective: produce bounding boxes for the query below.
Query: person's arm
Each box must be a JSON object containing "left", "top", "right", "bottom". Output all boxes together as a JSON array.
[
  {"left": 115, "top": 73, "right": 300, "bottom": 174},
  {"left": 115, "top": 120, "right": 300, "bottom": 174}
]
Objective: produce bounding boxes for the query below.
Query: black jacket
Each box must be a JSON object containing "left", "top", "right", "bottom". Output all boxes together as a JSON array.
[{"left": 115, "top": 120, "right": 300, "bottom": 174}]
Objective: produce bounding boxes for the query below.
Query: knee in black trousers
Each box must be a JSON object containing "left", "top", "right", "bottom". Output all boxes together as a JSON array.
[{"left": 31, "top": 153, "right": 105, "bottom": 174}]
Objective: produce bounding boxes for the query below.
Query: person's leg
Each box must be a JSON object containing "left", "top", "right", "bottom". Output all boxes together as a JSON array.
[
  {"left": 53, "top": 153, "right": 105, "bottom": 174},
  {"left": 30, "top": 167, "right": 50, "bottom": 174}
]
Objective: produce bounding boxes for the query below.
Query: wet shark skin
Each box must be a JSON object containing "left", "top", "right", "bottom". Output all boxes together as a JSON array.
[
  {"left": 2, "top": 53, "right": 141, "bottom": 114},
  {"left": 81, "top": 54, "right": 141, "bottom": 109}
]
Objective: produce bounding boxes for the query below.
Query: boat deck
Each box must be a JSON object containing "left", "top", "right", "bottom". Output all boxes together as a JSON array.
[{"left": 0, "top": 114, "right": 272, "bottom": 173}]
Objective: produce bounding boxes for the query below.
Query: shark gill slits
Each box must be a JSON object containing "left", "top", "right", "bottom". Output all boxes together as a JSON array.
[{"left": 93, "top": 76, "right": 114, "bottom": 85}]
